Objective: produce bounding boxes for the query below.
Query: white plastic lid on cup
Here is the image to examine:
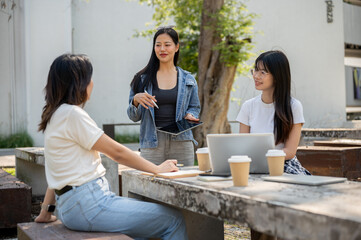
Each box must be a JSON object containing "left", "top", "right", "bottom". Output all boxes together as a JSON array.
[
  {"left": 228, "top": 155, "right": 252, "bottom": 163},
  {"left": 265, "top": 149, "right": 286, "bottom": 157},
  {"left": 196, "top": 147, "right": 209, "bottom": 154}
]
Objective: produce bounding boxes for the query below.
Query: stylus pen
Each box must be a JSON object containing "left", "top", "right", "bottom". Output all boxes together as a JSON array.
[{"left": 144, "top": 90, "right": 159, "bottom": 109}]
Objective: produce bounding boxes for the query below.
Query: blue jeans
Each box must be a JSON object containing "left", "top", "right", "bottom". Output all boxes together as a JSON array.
[{"left": 55, "top": 177, "right": 188, "bottom": 240}]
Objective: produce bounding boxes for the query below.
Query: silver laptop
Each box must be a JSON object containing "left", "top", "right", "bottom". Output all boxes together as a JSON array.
[{"left": 206, "top": 133, "right": 275, "bottom": 174}]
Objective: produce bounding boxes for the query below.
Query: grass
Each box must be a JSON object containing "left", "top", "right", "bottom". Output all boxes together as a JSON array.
[
  {"left": 114, "top": 133, "right": 139, "bottom": 144},
  {"left": 0, "top": 132, "right": 33, "bottom": 148},
  {"left": 2, "top": 168, "right": 15, "bottom": 176}
]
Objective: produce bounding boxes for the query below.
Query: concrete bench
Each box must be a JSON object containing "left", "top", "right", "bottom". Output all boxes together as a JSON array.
[
  {"left": 297, "top": 145, "right": 361, "bottom": 180},
  {"left": 15, "top": 147, "right": 119, "bottom": 197},
  {"left": 17, "top": 220, "right": 133, "bottom": 240},
  {"left": 0, "top": 169, "right": 32, "bottom": 228}
]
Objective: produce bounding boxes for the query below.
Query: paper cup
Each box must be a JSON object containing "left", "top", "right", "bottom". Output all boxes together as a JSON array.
[
  {"left": 196, "top": 147, "right": 211, "bottom": 171},
  {"left": 266, "top": 149, "right": 286, "bottom": 176},
  {"left": 228, "top": 155, "right": 252, "bottom": 187}
]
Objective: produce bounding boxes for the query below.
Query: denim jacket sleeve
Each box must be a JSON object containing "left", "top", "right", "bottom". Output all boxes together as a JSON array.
[
  {"left": 185, "top": 75, "right": 201, "bottom": 119},
  {"left": 127, "top": 87, "right": 142, "bottom": 122}
]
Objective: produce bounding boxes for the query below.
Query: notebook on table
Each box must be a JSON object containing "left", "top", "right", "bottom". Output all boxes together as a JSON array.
[
  {"left": 205, "top": 133, "right": 275, "bottom": 175},
  {"left": 142, "top": 170, "right": 204, "bottom": 179}
]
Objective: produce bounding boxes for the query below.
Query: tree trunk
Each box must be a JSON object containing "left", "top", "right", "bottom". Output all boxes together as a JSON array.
[{"left": 194, "top": 0, "right": 237, "bottom": 147}]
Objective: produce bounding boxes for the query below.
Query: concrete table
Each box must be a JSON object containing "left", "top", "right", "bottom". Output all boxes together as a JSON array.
[{"left": 122, "top": 170, "right": 361, "bottom": 240}]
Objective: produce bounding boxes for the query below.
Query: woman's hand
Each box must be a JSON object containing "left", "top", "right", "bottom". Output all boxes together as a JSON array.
[
  {"left": 133, "top": 92, "right": 157, "bottom": 109},
  {"left": 157, "top": 159, "right": 179, "bottom": 173},
  {"left": 35, "top": 188, "right": 57, "bottom": 223},
  {"left": 184, "top": 113, "right": 199, "bottom": 122},
  {"left": 35, "top": 211, "right": 57, "bottom": 223}
]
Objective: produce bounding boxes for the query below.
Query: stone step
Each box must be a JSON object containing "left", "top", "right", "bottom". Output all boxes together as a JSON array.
[
  {"left": 0, "top": 169, "right": 32, "bottom": 228},
  {"left": 17, "top": 220, "right": 133, "bottom": 240}
]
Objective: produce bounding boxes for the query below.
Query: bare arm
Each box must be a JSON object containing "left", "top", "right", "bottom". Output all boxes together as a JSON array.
[
  {"left": 283, "top": 123, "right": 303, "bottom": 160},
  {"left": 35, "top": 188, "right": 57, "bottom": 223},
  {"left": 239, "top": 123, "right": 250, "bottom": 133},
  {"left": 92, "top": 134, "right": 178, "bottom": 174}
]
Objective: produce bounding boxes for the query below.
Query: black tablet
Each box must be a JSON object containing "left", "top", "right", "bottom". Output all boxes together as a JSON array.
[{"left": 156, "top": 119, "right": 203, "bottom": 136}]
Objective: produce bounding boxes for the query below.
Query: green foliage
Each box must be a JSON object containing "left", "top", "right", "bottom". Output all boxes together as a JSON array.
[
  {"left": 115, "top": 133, "right": 139, "bottom": 143},
  {"left": 135, "top": 0, "right": 256, "bottom": 76},
  {"left": 0, "top": 132, "right": 34, "bottom": 148}
]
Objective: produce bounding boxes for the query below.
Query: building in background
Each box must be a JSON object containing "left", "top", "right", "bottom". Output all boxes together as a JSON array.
[{"left": 0, "top": 0, "right": 360, "bottom": 146}]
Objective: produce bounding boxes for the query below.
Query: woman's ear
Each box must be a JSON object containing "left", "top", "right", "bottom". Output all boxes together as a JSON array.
[{"left": 176, "top": 43, "right": 180, "bottom": 52}]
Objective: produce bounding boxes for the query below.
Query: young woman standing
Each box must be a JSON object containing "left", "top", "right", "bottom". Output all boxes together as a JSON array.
[{"left": 128, "top": 27, "right": 201, "bottom": 166}]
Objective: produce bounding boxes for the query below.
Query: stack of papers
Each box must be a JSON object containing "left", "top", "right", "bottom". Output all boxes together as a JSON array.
[
  {"left": 197, "top": 175, "right": 233, "bottom": 182},
  {"left": 142, "top": 170, "right": 204, "bottom": 179}
]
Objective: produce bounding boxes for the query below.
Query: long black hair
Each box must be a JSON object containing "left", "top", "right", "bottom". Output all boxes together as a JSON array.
[
  {"left": 255, "top": 50, "right": 293, "bottom": 145},
  {"left": 39, "top": 54, "right": 93, "bottom": 132},
  {"left": 130, "top": 27, "right": 179, "bottom": 93}
]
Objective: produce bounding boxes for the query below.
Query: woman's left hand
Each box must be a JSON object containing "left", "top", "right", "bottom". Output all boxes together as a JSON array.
[{"left": 184, "top": 113, "right": 199, "bottom": 122}]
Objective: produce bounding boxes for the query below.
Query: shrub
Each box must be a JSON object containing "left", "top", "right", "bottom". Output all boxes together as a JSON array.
[
  {"left": 0, "top": 132, "right": 34, "bottom": 148},
  {"left": 114, "top": 134, "right": 139, "bottom": 144}
]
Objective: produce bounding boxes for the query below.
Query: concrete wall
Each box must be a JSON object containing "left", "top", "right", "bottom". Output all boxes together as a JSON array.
[
  {"left": 228, "top": 0, "right": 346, "bottom": 130},
  {"left": 24, "top": 0, "right": 72, "bottom": 146},
  {"left": 71, "top": 0, "right": 153, "bottom": 138},
  {"left": 0, "top": 1, "right": 13, "bottom": 136},
  {"left": 344, "top": 3, "right": 361, "bottom": 45}
]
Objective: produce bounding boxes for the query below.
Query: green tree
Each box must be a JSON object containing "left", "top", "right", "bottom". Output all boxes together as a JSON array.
[{"left": 136, "top": 0, "right": 256, "bottom": 147}]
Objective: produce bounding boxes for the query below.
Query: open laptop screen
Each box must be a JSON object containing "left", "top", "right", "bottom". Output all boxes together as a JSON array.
[{"left": 206, "top": 133, "right": 275, "bottom": 174}]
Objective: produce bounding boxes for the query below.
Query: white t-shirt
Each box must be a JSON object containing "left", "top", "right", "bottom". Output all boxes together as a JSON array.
[
  {"left": 236, "top": 94, "right": 305, "bottom": 149},
  {"left": 44, "top": 104, "right": 106, "bottom": 190}
]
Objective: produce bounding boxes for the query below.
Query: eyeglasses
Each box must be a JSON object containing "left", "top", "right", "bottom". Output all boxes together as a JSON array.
[
  {"left": 156, "top": 25, "right": 176, "bottom": 31},
  {"left": 250, "top": 69, "right": 269, "bottom": 78}
]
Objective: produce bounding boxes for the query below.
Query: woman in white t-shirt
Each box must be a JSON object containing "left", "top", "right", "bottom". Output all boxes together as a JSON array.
[
  {"left": 236, "top": 50, "right": 310, "bottom": 175},
  {"left": 34, "top": 54, "right": 188, "bottom": 240}
]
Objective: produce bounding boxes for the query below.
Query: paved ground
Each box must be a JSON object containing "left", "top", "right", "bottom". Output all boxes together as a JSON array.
[{"left": 0, "top": 148, "right": 15, "bottom": 168}]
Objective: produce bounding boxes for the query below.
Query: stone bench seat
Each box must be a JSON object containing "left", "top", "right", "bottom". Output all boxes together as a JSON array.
[
  {"left": 17, "top": 220, "right": 133, "bottom": 240},
  {"left": 297, "top": 145, "right": 361, "bottom": 180},
  {"left": 0, "top": 169, "right": 31, "bottom": 228}
]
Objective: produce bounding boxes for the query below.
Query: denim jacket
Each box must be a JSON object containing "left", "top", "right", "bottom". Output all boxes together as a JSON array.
[{"left": 127, "top": 67, "right": 201, "bottom": 149}]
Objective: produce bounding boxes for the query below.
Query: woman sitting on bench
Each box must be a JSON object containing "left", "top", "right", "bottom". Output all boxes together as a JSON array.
[{"left": 35, "top": 53, "right": 188, "bottom": 240}]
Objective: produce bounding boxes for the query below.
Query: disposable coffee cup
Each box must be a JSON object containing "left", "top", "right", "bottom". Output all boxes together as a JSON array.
[
  {"left": 228, "top": 155, "right": 252, "bottom": 187},
  {"left": 265, "top": 149, "right": 286, "bottom": 176},
  {"left": 196, "top": 147, "right": 211, "bottom": 171}
]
